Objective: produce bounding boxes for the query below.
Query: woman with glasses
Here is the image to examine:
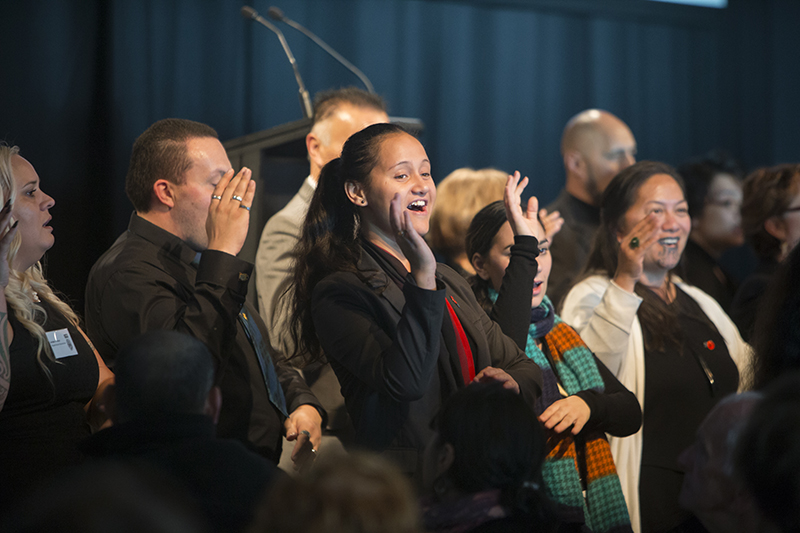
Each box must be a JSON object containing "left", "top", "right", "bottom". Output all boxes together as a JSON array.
[
  {"left": 730, "top": 164, "right": 800, "bottom": 342},
  {"left": 676, "top": 153, "right": 745, "bottom": 313}
]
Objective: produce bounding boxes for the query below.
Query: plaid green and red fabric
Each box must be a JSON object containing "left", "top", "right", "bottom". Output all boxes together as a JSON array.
[{"left": 491, "top": 292, "right": 632, "bottom": 532}]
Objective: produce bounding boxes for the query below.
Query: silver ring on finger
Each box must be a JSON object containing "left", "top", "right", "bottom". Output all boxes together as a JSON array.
[
  {"left": 397, "top": 230, "right": 406, "bottom": 238},
  {"left": 211, "top": 195, "right": 222, "bottom": 201},
  {"left": 231, "top": 195, "right": 243, "bottom": 202},
  {"left": 239, "top": 204, "right": 251, "bottom": 211}
]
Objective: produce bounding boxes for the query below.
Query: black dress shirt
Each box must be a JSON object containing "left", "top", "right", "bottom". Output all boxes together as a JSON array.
[
  {"left": 545, "top": 190, "right": 601, "bottom": 309},
  {"left": 85, "top": 213, "right": 322, "bottom": 462},
  {"left": 678, "top": 239, "right": 738, "bottom": 313},
  {"left": 730, "top": 258, "right": 778, "bottom": 343}
]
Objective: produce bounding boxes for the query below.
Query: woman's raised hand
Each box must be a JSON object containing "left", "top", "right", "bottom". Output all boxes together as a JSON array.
[
  {"left": 0, "top": 200, "right": 18, "bottom": 289},
  {"left": 390, "top": 193, "right": 437, "bottom": 290},
  {"left": 504, "top": 171, "right": 545, "bottom": 242},
  {"left": 612, "top": 213, "right": 660, "bottom": 293},
  {"left": 539, "top": 208, "right": 564, "bottom": 241}
]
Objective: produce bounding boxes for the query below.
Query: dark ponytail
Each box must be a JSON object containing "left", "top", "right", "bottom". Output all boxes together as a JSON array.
[
  {"left": 466, "top": 200, "right": 509, "bottom": 314},
  {"left": 289, "top": 123, "right": 408, "bottom": 363}
]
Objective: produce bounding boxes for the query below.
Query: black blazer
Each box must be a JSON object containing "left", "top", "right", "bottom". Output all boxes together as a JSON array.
[{"left": 312, "top": 244, "right": 543, "bottom": 480}]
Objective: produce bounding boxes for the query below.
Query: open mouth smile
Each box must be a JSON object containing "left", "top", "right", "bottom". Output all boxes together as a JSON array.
[{"left": 407, "top": 199, "right": 428, "bottom": 213}]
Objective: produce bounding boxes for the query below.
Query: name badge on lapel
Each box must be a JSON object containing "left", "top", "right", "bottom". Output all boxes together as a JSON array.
[{"left": 46, "top": 328, "right": 78, "bottom": 359}]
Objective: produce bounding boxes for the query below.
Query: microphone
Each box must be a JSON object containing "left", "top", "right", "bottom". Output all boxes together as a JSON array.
[
  {"left": 267, "top": 6, "right": 376, "bottom": 94},
  {"left": 241, "top": 5, "right": 313, "bottom": 119}
]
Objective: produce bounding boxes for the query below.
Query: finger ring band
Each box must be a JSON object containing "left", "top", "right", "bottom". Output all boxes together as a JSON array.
[
  {"left": 301, "top": 430, "right": 310, "bottom": 437},
  {"left": 231, "top": 195, "right": 243, "bottom": 202},
  {"left": 629, "top": 237, "right": 640, "bottom": 250},
  {"left": 397, "top": 230, "right": 406, "bottom": 238},
  {"left": 239, "top": 205, "right": 251, "bottom": 211},
  {"left": 211, "top": 195, "right": 222, "bottom": 200},
  {"left": 311, "top": 448, "right": 317, "bottom": 454}
]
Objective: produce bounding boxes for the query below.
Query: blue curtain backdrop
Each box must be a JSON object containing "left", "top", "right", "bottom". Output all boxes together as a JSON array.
[{"left": 1, "top": 0, "right": 798, "bottom": 307}]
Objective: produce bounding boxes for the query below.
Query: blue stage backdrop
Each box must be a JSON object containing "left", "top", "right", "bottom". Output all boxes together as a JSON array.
[{"left": 1, "top": 0, "right": 798, "bottom": 307}]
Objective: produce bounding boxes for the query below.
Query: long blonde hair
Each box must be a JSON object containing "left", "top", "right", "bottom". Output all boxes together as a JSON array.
[{"left": 0, "top": 144, "right": 79, "bottom": 381}]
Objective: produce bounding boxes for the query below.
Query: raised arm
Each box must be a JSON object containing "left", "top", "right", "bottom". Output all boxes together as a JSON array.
[
  {"left": 560, "top": 213, "right": 659, "bottom": 376},
  {"left": 489, "top": 171, "right": 542, "bottom": 348}
]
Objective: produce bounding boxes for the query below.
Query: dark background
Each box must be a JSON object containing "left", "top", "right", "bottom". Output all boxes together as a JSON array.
[{"left": 1, "top": 0, "right": 798, "bottom": 311}]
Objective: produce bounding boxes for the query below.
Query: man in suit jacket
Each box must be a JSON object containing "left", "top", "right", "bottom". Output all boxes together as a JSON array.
[
  {"left": 546, "top": 109, "right": 637, "bottom": 307},
  {"left": 86, "top": 118, "right": 323, "bottom": 465},
  {"left": 255, "top": 88, "right": 388, "bottom": 437}
]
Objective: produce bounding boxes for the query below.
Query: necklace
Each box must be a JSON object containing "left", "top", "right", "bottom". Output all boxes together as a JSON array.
[{"left": 643, "top": 278, "right": 675, "bottom": 303}]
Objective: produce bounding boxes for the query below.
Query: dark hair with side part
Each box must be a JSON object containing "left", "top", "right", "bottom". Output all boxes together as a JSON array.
[
  {"left": 735, "top": 372, "right": 800, "bottom": 532},
  {"left": 312, "top": 87, "right": 387, "bottom": 129},
  {"left": 741, "top": 164, "right": 800, "bottom": 261},
  {"left": 465, "top": 200, "right": 545, "bottom": 315},
  {"left": 113, "top": 330, "right": 216, "bottom": 422},
  {"left": 431, "top": 382, "right": 554, "bottom": 525},
  {"left": 581, "top": 160, "right": 688, "bottom": 352},
  {"left": 678, "top": 150, "right": 744, "bottom": 219},
  {"left": 125, "top": 118, "right": 219, "bottom": 212},
  {"left": 289, "top": 122, "right": 409, "bottom": 363},
  {"left": 466, "top": 201, "right": 509, "bottom": 314}
]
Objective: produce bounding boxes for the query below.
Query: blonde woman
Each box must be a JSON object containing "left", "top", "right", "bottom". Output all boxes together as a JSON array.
[
  {"left": 428, "top": 167, "right": 563, "bottom": 276},
  {"left": 0, "top": 144, "right": 113, "bottom": 508},
  {"left": 427, "top": 168, "right": 507, "bottom": 275}
]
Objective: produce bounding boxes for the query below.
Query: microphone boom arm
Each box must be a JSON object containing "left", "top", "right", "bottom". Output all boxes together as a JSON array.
[
  {"left": 268, "top": 7, "right": 376, "bottom": 94},
  {"left": 242, "top": 6, "right": 313, "bottom": 119}
]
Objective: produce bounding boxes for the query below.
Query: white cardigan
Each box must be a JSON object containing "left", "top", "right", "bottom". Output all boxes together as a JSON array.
[{"left": 561, "top": 275, "right": 751, "bottom": 533}]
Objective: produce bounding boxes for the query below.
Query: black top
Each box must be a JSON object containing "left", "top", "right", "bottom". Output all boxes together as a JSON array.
[
  {"left": 729, "top": 258, "right": 778, "bottom": 343},
  {"left": 487, "top": 236, "right": 642, "bottom": 438},
  {"left": 678, "top": 239, "right": 738, "bottom": 313},
  {"left": 85, "top": 213, "right": 322, "bottom": 462},
  {"left": 312, "top": 241, "right": 543, "bottom": 482},
  {"left": 83, "top": 413, "right": 281, "bottom": 533},
  {"left": 544, "top": 191, "right": 601, "bottom": 309},
  {"left": 0, "top": 299, "right": 98, "bottom": 509},
  {"left": 639, "top": 287, "right": 739, "bottom": 533}
]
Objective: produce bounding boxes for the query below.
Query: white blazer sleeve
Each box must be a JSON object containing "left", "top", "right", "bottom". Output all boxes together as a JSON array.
[{"left": 561, "top": 275, "right": 644, "bottom": 377}]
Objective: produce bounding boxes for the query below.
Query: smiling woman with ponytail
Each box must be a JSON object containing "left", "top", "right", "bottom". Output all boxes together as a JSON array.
[{"left": 289, "top": 124, "right": 542, "bottom": 483}]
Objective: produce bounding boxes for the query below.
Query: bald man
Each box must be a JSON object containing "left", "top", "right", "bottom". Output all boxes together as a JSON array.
[
  {"left": 545, "top": 109, "right": 637, "bottom": 306},
  {"left": 678, "top": 393, "right": 762, "bottom": 533},
  {"left": 255, "top": 87, "right": 388, "bottom": 442}
]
